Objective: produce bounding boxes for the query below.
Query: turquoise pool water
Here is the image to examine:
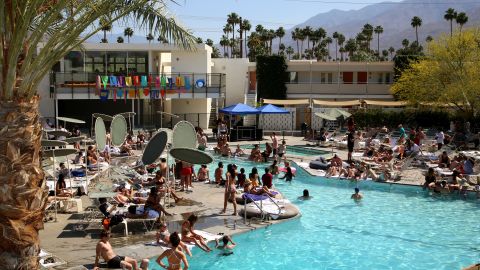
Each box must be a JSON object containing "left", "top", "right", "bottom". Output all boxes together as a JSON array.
[
  {"left": 151, "top": 158, "right": 480, "bottom": 270},
  {"left": 240, "top": 144, "right": 328, "bottom": 157}
]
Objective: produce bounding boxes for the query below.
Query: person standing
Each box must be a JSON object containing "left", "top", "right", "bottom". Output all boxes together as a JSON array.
[
  {"left": 155, "top": 232, "right": 189, "bottom": 270},
  {"left": 221, "top": 164, "right": 237, "bottom": 215},
  {"left": 277, "top": 140, "right": 287, "bottom": 162},
  {"left": 270, "top": 132, "right": 278, "bottom": 159},
  {"left": 347, "top": 131, "right": 354, "bottom": 162},
  {"left": 435, "top": 130, "right": 445, "bottom": 150},
  {"left": 398, "top": 124, "right": 406, "bottom": 140}
]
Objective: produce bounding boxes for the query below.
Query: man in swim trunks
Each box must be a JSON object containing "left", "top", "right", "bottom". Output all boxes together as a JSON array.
[
  {"left": 351, "top": 187, "right": 363, "bottom": 201},
  {"left": 215, "top": 235, "right": 236, "bottom": 256},
  {"left": 94, "top": 231, "right": 148, "bottom": 270}
]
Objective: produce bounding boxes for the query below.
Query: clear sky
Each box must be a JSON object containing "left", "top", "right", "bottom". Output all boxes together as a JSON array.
[{"left": 107, "top": 0, "right": 402, "bottom": 43}]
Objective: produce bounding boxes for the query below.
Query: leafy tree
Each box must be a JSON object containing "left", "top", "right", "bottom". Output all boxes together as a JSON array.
[
  {"left": 117, "top": 36, "right": 124, "bottom": 43},
  {"left": 0, "top": 1, "right": 194, "bottom": 268},
  {"left": 374, "top": 25, "right": 384, "bottom": 56},
  {"left": 196, "top": 37, "right": 203, "bottom": 44},
  {"left": 256, "top": 55, "right": 288, "bottom": 100},
  {"left": 286, "top": 46, "right": 294, "bottom": 60},
  {"left": 456, "top": 12, "right": 468, "bottom": 32},
  {"left": 388, "top": 46, "right": 395, "bottom": 60},
  {"left": 411, "top": 16, "right": 422, "bottom": 44},
  {"left": 426, "top": 36, "right": 433, "bottom": 42},
  {"left": 444, "top": 8, "right": 457, "bottom": 37},
  {"left": 402, "top": 39, "right": 410, "bottom": 48},
  {"left": 99, "top": 17, "right": 112, "bottom": 43},
  {"left": 241, "top": 19, "right": 251, "bottom": 58},
  {"left": 392, "top": 30, "right": 480, "bottom": 117},
  {"left": 303, "top": 26, "right": 313, "bottom": 51},
  {"left": 205, "top": 39, "right": 214, "bottom": 47},
  {"left": 382, "top": 49, "right": 389, "bottom": 60},
  {"left": 124, "top": 27, "right": 134, "bottom": 43},
  {"left": 393, "top": 41, "right": 423, "bottom": 81},
  {"left": 344, "top": 38, "right": 357, "bottom": 59},
  {"left": 362, "top": 24, "right": 374, "bottom": 50}
]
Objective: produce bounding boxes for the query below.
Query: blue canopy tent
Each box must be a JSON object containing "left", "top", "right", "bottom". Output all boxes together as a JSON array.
[
  {"left": 219, "top": 103, "right": 260, "bottom": 115},
  {"left": 219, "top": 103, "right": 260, "bottom": 141},
  {"left": 257, "top": 104, "right": 290, "bottom": 138}
]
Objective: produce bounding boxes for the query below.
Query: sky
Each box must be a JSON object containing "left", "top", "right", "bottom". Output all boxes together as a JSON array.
[{"left": 104, "top": 0, "right": 403, "bottom": 43}]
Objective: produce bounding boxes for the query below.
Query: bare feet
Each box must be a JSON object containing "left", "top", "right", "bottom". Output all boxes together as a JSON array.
[{"left": 220, "top": 210, "right": 226, "bottom": 214}]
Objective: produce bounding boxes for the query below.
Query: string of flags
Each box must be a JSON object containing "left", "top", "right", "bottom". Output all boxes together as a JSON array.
[{"left": 97, "top": 75, "right": 207, "bottom": 102}]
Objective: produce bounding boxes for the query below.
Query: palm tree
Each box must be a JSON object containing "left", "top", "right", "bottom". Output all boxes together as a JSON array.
[
  {"left": 205, "top": 39, "right": 214, "bottom": 47},
  {"left": 196, "top": 37, "right": 203, "bottom": 44},
  {"left": 227, "top": 12, "right": 240, "bottom": 56},
  {"left": 388, "top": 46, "right": 395, "bottom": 60},
  {"left": 362, "top": 24, "right": 374, "bottom": 50},
  {"left": 146, "top": 33, "right": 154, "bottom": 44},
  {"left": 286, "top": 46, "right": 294, "bottom": 60},
  {"left": 426, "top": 36, "right": 433, "bottom": 42},
  {"left": 268, "top": 29, "right": 276, "bottom": 55},
  {"left": 411, "top": 16, "right": 422, "bottom": 45},
  {"left": 374, "top": 25, "right": 384, "bottom": 56},
  {"left": 220, "top": 35, "right": 229, "bottom": 57},
  {"left": 444, "top": 8, "right": 457, "bottom": 37},
  {"left": 0, "top": 1, "right": 195, "bottom": 269},
  {"left": 292, "top": 28, "right": 301, "bottom": 55},
  {"left": 324, "top": 37, "right": 333, "bottom": 61},
  {"left": 382, "top": 49, "right": 389, "bottom": 60},
  {"left": 297, "top": 30, "right": 305, "bottom": 58},
  {"left": 339, "top": 47, "right": 346, "bottom": 61},
  {"left": 276, "top": 27, "right": 285, "bottom": 53},
  {"left": 242, "top": 19, "right": 251, "bottom": 58},
  {"left": 124, "top": 27, "right": 134, "bottom": 43},
  {"left": 99, "top": 17, "right": 112, "bottom": 43},
  {"left": 345, "top": 38, "right": 357, "bottom": 59},
  {"left": 456, "top": 12, "right": 468, "bottom": 32},
  {"left": 117, "top": 36, "right": 124, "bottom": 43},
  {"left": 332, "top": 32, "right": 339, "bottom": 60},
  {"left": 223, "top": 24, "right": 233, "bottom": 57},
  {"left": 402, "top": 39, "right": 410, "bottom": 48},
  {"left": 303, "top": 26, "right": 313, "bottom": 51}
]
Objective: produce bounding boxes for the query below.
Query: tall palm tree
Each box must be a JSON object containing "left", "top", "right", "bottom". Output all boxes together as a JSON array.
[
  {"left": 223, "top": 24, "right": 233, "bottom": 57},
  {"left": 402, "top": 39, "right": 410, "bottom": 48},
  {"left": 444, "top": 8, "right": 457, "bottom": 37},
  {"left": 0, "top": 1, "right": 195, "bottom": 269},
  {"left": 325, "top": 37, "right": 333, "bottom": 61},
  {"left": 205, "top": 39, "right": 214, "bottom": 47},
  {"left": 374, "top": 25, "right": 384, "bottom": 56},
  {"left": 332, "top": 32, "right": 339, "bottom": 60},
  {"left": 388, "top": 46, "right": 395, "bottom": 60},
  {"left": 195, "top": 37, "right": 203, "bottom": 44},
  {"left": 297, "top": 30, "right": 305, "bottom": 58},
  {"left": 339, "top": 47, "right": 346, "bottom": 61},
  {"left": 362, "top": 24, "right": 374, "bottom": 51},
  {"left": 345, "top": 38, "right": 357, "bottom": 60},
  {"left": 117, "top": 36, "right": 124, "bottom": 43},
  {"left": 456, "top": 12, "right": 468, "bottom": 32},
  {"left": 303, "top": 26, "right": 313, "bottom": 51},
  {"left": 411, "top": 16, "right": 422, "bottom": 45},
  {"left": 292, "top": 28, "right": 301, "bottom": 55},
  {"left": 124, "top": 27, "right": 134, "bottom": 43},
  {"left": 268, "top": 29, "right": 276, "bottom": 55},
  {"left": 146, "top": 33, "right": 154, "bottom": 44},
  {"left": 220, "top": 35, "right": 229, "bottom": 57},
  {"left": 99, "top": 17, "right": 112, "bottom": 43},
  {"left": 312, "top": 27, "right": 326, "bottom": 49},
  {"left": 286, "top": 46, "right": 294, "bottom": 60},
  {"left": 227, "top": 12, "right": 240, "bottom": 57},
  {"left": 276, "top": 27, "right": 285, "bottom": 53},
  {"left": 242, "top": 19, "right": 251, "bottom": 58}
]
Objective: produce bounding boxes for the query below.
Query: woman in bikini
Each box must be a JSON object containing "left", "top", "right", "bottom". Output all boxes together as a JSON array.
[
  {"left": 248, "top": 167, "right": 260, "bottom": 187},
  {"left": 221, "top": 164, "right": 237, "bottom": 215},
  {"left": 156, "top": 232, "right": 189, "bottom": 270},
  {"left": 181, "top": 214, "right": 212, "bottom": 252}
]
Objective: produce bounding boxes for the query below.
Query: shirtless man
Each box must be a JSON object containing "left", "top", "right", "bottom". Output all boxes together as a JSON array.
[
  {"left": 215, "top": 162, "right": 224, "bottom": 185},
  {"left": 221, "top": 143, "right": 232, "bottom": 157},
  {"left": 94, "top": 231, "right": 148, "bottom": 270},
  {"left": 159, "top": 158, "right": 168, "bottom": 179},
  {"left": 351, "top": 188, "right": 363, "bottom": 202},
  {"left": 270, "top": 132, "right": 278, "bottom": 158}
]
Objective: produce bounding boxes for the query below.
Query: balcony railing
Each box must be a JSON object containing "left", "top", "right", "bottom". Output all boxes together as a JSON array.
[{"left": 51, "top": 72, "right": 226, "bottom": 99}]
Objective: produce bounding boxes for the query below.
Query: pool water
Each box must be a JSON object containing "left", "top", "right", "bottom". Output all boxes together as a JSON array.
[
  {"left": 240, "top": 144, "right": 328, "bottom": 157},
  {"left": 151, "top": 158, "right": 480, "bottom": 270}
]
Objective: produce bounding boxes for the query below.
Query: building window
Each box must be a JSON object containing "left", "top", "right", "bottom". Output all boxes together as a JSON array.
[
  {"left": 289, "top": 72, "right": 298, "bottom": 83},
  {"left": 64, "top": 51, "right": 84, "bottom": 73},
  {"left": 385, "top": 72, "right": 391, "bottom": 84}
]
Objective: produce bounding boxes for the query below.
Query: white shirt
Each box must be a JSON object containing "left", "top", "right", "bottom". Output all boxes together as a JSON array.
[{"left": 436, "top": 132, "right": 445, "bottom": 144}]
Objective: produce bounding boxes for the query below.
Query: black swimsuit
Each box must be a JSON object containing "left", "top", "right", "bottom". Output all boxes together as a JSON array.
[{"left": 107, "top": 255, "right": 125, "bottom": 268}]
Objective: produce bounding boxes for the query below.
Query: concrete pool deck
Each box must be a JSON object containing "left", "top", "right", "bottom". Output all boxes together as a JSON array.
[{"left": 39, "top": 135, "right": 461, "bottom": 269}]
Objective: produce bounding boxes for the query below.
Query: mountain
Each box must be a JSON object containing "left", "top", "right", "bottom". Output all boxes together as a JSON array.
[{"left": 283, "top": 0, "right": 480, "bottom": 53}]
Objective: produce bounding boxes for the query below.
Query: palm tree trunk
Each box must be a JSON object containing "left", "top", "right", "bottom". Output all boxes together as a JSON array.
[
  {"left": 335, "top": 42, "right": 338, "bottom": 61},
  {"left": 244, "top": 31, "right": 248, "bottom": 57},
  {"left": 377, "top": 34, "right": 380, "bottom": 56},
  {"left": 103, "top": 30, "right": 106, "bottom": 42},
  {"left": 278, "top": 37, "right": 282, "bottom": 52},
  {"left": 296, "top": 41, "right": 300, "bottom": 56},
  {"left": 450, "top": 20, "right": 453, "bottom": 37},
  {"left": 415, "top": 27, "right": 419, "bottom": 44},
  {"left": 0, "top": 96, "right": 47, "bottom": 270}
]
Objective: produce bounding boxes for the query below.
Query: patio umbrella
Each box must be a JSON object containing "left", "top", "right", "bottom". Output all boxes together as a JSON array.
[
  {"left": 314, "top": 112, "right": 337, "bottom": 121},
  {"left": 328, "top": 108, "right": 351, "bottom": 118},
  {"left": 219, "top": 103, "right": 259, "bottom": 115},
  {"left": 57, "top": 116, "right": 86, "bottom": 125}
]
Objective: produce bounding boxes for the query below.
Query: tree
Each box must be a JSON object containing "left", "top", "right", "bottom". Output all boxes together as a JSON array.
[
  {"left": 0, "top": 1, "right": 194, "bottom": 269},
  {"left": 388, "top": 46, "right": 395, "bottom": 60},
  {"left": 242, "top": 19, "right": 251, "bottom": 58},
  {"left": 303, "top": 26, "right": 313, "bottom": 51},
  {"left": 374, "top": 25, "right": 384, "bottom": 56},
  {"left": 456, "top": 12, "right": 468, "bottom": 32},
  {"left": 227, "top": 12, "right": 240, "bottom": 57},
  {"left": 268, "top": 29, "right": 276, "bottom": 55},
  {"left": 117, "top": 36, "right": 124, "bottom": 43},
  {"left": 124, "top": 27, "right": 134, "bottom": 43},
  {"left": 339, "top": 47, "right": 346, "bottom": 61},
  {"left": 196, "top": 37, "right": 203, "bottom": 44},
  {"left": 345, "top": 38, "right": 357, "bottom": 59},
  {"left": 411, "top": 16, "right": 422, "bottom": 45},
  {"left": 324, "top": 37, "right": 333, "bottom": 61},
  {"left": 286, "top": 46, "right": 294, "bottom": 60},
  {"left": 99, "top": 17, "right": 112, "bottom": 43},
  {"left": 394, "top": 41, "right": 423, "bottom": 81},
  {"left": 205, "top": 39, "right": 214, "bottom": 47},
  {"left": 276, "top": 27, "right": 285, "bottom": 53},
  {"left": 402, "top": 39, "right": 410, "bottom": 48},
  {"left": 426, "top": 36, "right": 434, "bottom": 42},
  {"left": 382, "top": 49, "right": 389, "bottom": 60},
  {"left": 444, "top": 8, "right": 457, "bottom": 37},
  {"left": 292, "top": 28, "right": 301, "bottom": 55},
  {"left": 223, "top": 24, "right": 233, "bottom": 57},
  {"left": 362, "top": 24, "right": 374, "bottom": 50},
  {"left": 392, "top": 30, "right": 480, "bottom": 117},
  {"left": 147, "top": 33, "right": 154, "bottom": 43},
  {"left": 332, "top": 32, "right": 339, "bottom": 60},
  {"left": 220, "top": 35, "right": 229, "bottom": 57}
]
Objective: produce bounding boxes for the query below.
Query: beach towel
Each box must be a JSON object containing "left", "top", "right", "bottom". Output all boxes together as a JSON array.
[
  {"left": 185, "top": 77, "right": 191, "bottom": 90},
  {"left": 109, "top": 75, "right": 117, "bottom": 87}
]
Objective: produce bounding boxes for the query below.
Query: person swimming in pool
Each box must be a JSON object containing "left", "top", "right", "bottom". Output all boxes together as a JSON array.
[
  {"left": 298, "top": 189, "right": 312, "bottom": 200},
  {"left": 215, "top": 235, "right": 236, "bottom": 256},
  {"left": 351, "top": 188, "right": 363, "bottom": 201}
]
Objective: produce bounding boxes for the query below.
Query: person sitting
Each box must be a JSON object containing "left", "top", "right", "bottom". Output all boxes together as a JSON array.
[
  {"left": 449, "top": 170, "right": 461, "bottom": 191},
  {"left": 214, "top": 162, "right": 224, "bottom": 185},
  {"left": 157, "top": 177, "right": 183, "bottom": 203},
  {"left": 198, "top": 131, "right": 207, "bottom": 151},
  {"left": 181, "top": 214, "right": 212, "bottom": 252},
  {"left": 197, "top": 164, "right": 210, "bottom": 182},
  {"left": 405, "top": 139, "right": 421, "bottom": 156},
  {"left": 261, "top": 168, "right": 273, "bottom": 189},
  {"left": 326, "top": 154, "right": 343, "bottom": 177},
  {"left": 261, "top": 143, "right": 273, "bottom": 162},
  {"left": 221, "top": 143, "right": 232, "bottom": 157},
  {"left": 145, "top": 187, "right": 172, "bottom": 217},
  {"left": 56, "top": 174, "right": 73, "bottom": 197},
  {"left": 340, "top": 163, "right": 356, "bottom": 179},
  {"left": 269, "top": 160, "right": 279, "bottom": 175},
  {"left": 120, "top": 137, "right": 134, "bottom": 156},
  {"left": 215, "top": 235, "right": 236, "bottom": 256},
  {"left": 249, "top": 167, "right": 260, "bottom": 187},
  {"left": 423, "top": 168, "right": 437, "bottom": 190},
  {"left": 436, "top": 151, "right": 451, "bottom": 168},
  {"left": 136, "top": 131, "right": 146, "bottom": 149},
  {"left": 249, "top": 144, "right": 262, "bottom": 162},
  {"left": 233, "top": 145, "right": 245, "bottom": 157},
  {"left": 237, "top": 168, "right": 246, "bottom": 187},
  {"left": 114, "top": 186, "right": 146, "bottom": 204},
  {"left": 73, "top": 151, "right": 84, "bottom": 164},
  {"left": 100, "top": 144, "right": 111, "bottom": 164},
  {"left": 155, "top": 223, "right": 192, "bottom": 257},
  {"left": 463, "top": 156, "right": 475, "bottom": 175},
  {"left": 298, "top": 189, "right": 312, "bottom": 200},
  {"left": 58, "top": 162, "right": 69, "bottom": 177},
  {"left": 94, "top": 230, "right": 149, "bottom": 270},
  {"left": 243, "top": 180, "right": 275, "bottom": 197},
  {"left": 351, "top": 187, "right": 363, "bottom": 202}
]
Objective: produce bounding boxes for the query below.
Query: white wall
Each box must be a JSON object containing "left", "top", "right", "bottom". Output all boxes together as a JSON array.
[
  {"left": 38, "top": 75, "right": 55, "bottom": 120},
  {"left": 167, "top": 98, "right": 212, "bottom": 129},
  {"left": 211, "top": 58, "right": 255, "bottom": 105},
  {"left": 171, "top": 44, "right": 212, "bottom": 74}
]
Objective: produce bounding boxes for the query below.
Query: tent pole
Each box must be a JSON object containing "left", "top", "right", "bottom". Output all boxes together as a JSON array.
[{"left": 52, "top": 151, "right": 57, "bottom": 222}]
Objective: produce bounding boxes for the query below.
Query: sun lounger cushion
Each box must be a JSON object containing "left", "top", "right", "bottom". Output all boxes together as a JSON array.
[
  {"left": 309, "top": 160, "right": 330, "bottom": 170},
  {"left": 71, "top": 169, "right": 86, "bottom": 177}
]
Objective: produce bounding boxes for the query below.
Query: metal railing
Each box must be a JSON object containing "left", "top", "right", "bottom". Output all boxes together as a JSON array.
[
  {"left": 242, "top": 193, "right": 283, "bottom": 223},
  {"left": 51, "top": 72, "right": 226, "bottom": 99}
]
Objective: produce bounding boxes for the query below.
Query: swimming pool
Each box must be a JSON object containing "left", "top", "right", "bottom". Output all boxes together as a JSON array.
[
  {"left": 240, "top": 144, "right": 329, "bottom": 157},
  {"left": 151, "top": 158, "right": 480, "bottom": 270}
]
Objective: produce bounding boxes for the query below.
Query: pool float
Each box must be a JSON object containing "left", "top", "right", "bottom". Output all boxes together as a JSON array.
[
  {"left": 309, "top": 157, "right": 330, "bottom": 170},
  {"left": 279, "top": 167, "right": 297, "bottom": 173}
]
